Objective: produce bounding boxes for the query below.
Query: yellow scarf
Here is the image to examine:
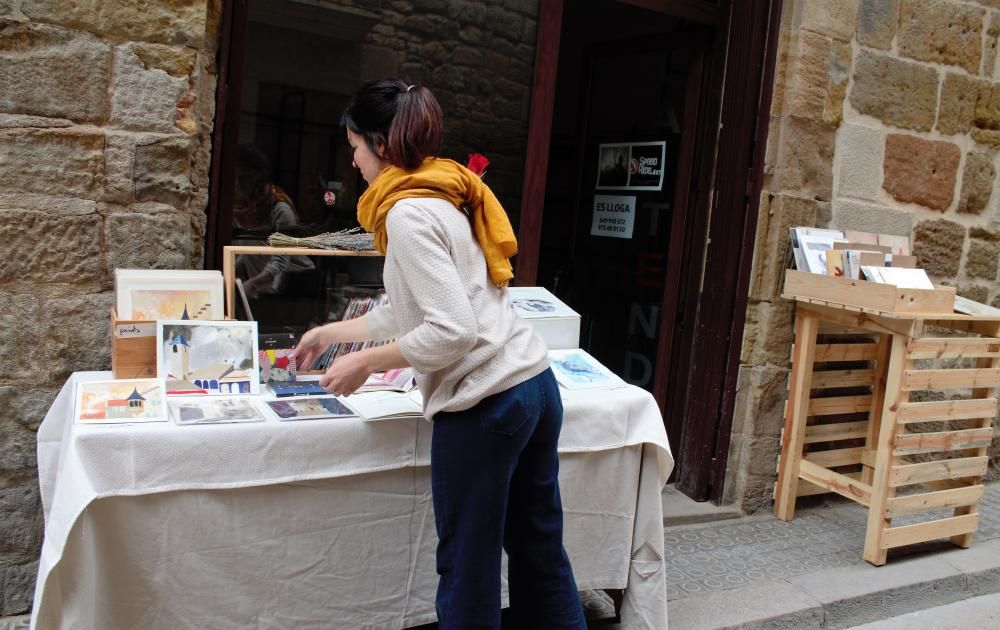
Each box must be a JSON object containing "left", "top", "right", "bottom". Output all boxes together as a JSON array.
[{"left": 357, "top": 158, "right": 518, "bottom": 287}]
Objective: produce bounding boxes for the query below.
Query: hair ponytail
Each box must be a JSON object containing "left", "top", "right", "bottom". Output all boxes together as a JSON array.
[{"left": 342, "top": 79, "right": 445, "bottom": 171}]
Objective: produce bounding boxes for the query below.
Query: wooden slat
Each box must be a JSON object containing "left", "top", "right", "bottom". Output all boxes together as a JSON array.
[
  {"left": 810, "top": 369, "right": 876, "bottom": 389},
  {"left": 803, "top": 447, "right": 863, "bottom": 468},
  {"left": 906, "top": 338, "right": 1000, "bottom": 359},
  {"left": 798, "top": 459, "right": 871, "bottom": 506},
  {"left": 889, "top": 456, "right": 989, "bottom": 487},
  {"left": 897, "top": 398, "right": 998, "bottom": 423},
  {"left": 892, "top": 428, "right": 995, "bottom": 455},
  {"left": 881, "top": 514, "right": 979, "bottom": 549},
  {"left": 818, "top": 323, "right": 869, "bottom": 335},
  {"left": 884, "top": 485, "right": 984, "bottom": 518},
  {"left": 902, "top": 368, "right": 1000, "bottom": 391},
  {"left": 815, "top": 343, "right": 879, "bottom": 362},
  {"left": 774, "top": 313, "right": 820, "bottom": 522},
  {"left": 804, "top": 420, "right": 869, "bottom": 444},
  {"left": 808, "top": 395, "right": 872, "bottom": 416},
  {"left": 796, "top": 471, "right": 863, "bottom": 497}
]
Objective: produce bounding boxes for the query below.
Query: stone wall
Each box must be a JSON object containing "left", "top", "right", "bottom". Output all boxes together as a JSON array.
[
  {"left": 0, "top": 0, "right": 220, "bottom": 614},
  {"left": 730, "top": 0, "right": 1000, "bottom": 513}
]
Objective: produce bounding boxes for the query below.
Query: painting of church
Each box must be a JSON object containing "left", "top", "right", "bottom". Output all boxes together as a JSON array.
[{"left": 157, "top": 320, "right": 259, "bottom": 395}]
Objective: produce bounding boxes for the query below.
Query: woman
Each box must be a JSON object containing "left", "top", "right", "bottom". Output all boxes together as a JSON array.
[
  {"left": 292, "top": 80, "right": 586, "bottom": 629},
  {"left": 233, "top": 144, "right": 314, "bottom": 297}
]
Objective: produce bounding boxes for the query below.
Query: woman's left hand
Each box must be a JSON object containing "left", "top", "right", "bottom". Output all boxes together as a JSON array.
[{"left": 320, "top": 350, "right": 373, "bottom": 397}]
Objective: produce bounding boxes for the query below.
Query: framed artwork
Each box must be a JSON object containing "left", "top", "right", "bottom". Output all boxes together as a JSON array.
[
  {"left": 115, "top": 269, "right": 225, "bottom": 320},
  {"left": 156, "top": 319, "right": 260, "bottom": 395},
  {"left": 75, "top": 378, "right": 168, "bottom": 424}
]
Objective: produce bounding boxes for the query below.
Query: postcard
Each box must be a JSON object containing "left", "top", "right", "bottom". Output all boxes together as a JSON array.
[
  {"left": 357, "top": 367, "right": 415, "bottom": 393},
  {"left": 114, "top": 269, "right": 224, "bottom": 320},
  {"left": 156, "top": 319, "right": 260, "bottom": 395},
  {"left": 260, "top": 348, "right": 297, "bottom": 383},
  {"left": 75, "top": 378, "right": 168, "bottom": 424},
  {"left": 168, "top": 397, "right": 265, "bottom": 425},
  {"left": 548, "top": 349, "right": 626, "bottom": 390},
  {"left": 264, "top": 396, "right": 356, "bottom": 421}
]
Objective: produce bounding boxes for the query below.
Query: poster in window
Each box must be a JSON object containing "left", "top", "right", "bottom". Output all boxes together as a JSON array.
[{"left": 595, "top": 141, "right": 666, "bottom": 191}]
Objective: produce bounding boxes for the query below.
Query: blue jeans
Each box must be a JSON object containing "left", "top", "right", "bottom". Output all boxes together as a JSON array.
[{"left": 431, "top": 368, "right": 586, "bottom": 630}]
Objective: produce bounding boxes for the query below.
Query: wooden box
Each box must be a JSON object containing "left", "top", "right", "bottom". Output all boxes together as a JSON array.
[
  {"left": 783, "top": 270, "right": 955, "bottom": 315},
  {"left": 110, "top": 308, "right": 157, "bottom": 379}
]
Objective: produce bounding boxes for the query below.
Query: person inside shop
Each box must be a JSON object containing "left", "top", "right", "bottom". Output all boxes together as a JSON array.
[
  {"left": 291, "top": 80, "right": 587, "bottom": 629},
  {"left": 232, "top": 144, "right": 314, "bottom": 298}
]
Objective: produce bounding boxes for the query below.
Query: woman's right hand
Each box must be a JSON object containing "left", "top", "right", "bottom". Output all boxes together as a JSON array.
[{"left": 292, "top": 323, "right": 336, "bottom": 371}]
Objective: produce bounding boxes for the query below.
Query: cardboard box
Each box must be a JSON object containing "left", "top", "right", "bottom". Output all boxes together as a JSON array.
[{"left": 507, "top": 287, "right": 581, "bottom": 349}]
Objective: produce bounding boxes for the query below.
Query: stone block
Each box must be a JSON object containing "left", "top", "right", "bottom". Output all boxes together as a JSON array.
[
  {"left": 937, "top": 72, "right": 987, "bottom": 136},
  {"left": 485, "top": 6, "right": 524, "bottom": 43},
  {"left": 0, "top": 114, "right": 72, "bottom": 129},
  {"left": 0, "top": 210, "right": 104, "bottom": 285},
  {"left": 836, "top": 124, "right": 884, "bottom": 200},
  {"left": 850, "top": 50, "right": 938, "bottom": 132},
  {"left": 785, "top": 31, "right": 851, "bottom": 126},
  {"left": 20, "top": 0, "right": 209, "bottom": 48},
  {"left": 0, "top": 482, "right": 42, "bottom": 558},
  {"left": 749, "top": 194, "right": 824, "bottom": 301},
  {"left": 110, "top": 43, "right": 194, "bottom": 133},
  {"left": 0, "top": 387, "right": 57, "bottom": 432},
  {"left": 134, "top": 136, "right": 193, "bottom": 207},
  {"left": 913, "top": 219, "right": 966, "bottom": 277},
  {"left": 768, "top": 117, "right": 835, "bottom": 201},
  {"left": 107, "top": 212, "right": 193, "bottom": 270},
  {"left": 965, "top": 229, "right": 1000, "bottom": 279},
  {"left": 0, "top": 419, "right": 35, "bottom": 476},
  {"left": 731, "top": 364, "right": 790, "bottom": 438},
  {"left": 741, "top": 300, "right": 796, "bottom": 368},
  {"left": 797, "top": 0, "right": 859, "bottom": 41},
  {"left": 958, "top": 152, "right": 997, "bottom": 214},
  {"left": 0, "top": 129, "right": 103, "bottom": 197},
  {"left": 0, "top": 0, "right": 27, "bottom": 21},
  {"left": 0, "top": 294, "right": 42, "bottom": 382},
  {"left": 0, "top": 24, "right": 111, "bottom": 124},
  {"left": 831, "top": 199, "right": 913, "bottom": 236},
  {"left": 448, "top": 1, "right": 487, "bottom": 26},
  {"left": 857, "top": 0, "right": 899, "bottom": 49},
  {"left": 958, "top": 284, "right": 990, "bottom": 303},
  {"left": 883, "top": 134, "right": 960, "bottom": 211},
  {"left": 984, "top": 11, "right": 1000, "bottom": 76},
  {"left": 46, "top": 293, "right": 114, "bottom": 380},
  {"left": 898, "top": 0, "right": 984, "bottom": 73},
  {"left": 2, "top": 560, "right": 38, "bottom": 616},
  {"left": 0, "top": 193, "right": 95, "bottom": 216}
]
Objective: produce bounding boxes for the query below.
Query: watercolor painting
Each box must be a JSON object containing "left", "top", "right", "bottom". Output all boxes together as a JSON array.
[
  {"left": 75, "top": 378, "right": 167, "bottom": 424},
  {"left": 265, "top": 397, "right": 355, "bottom": 421},
  {"left": 130, "top": 289, "right": 215, "bottom": 321},
  {"left": 156, "top": 320, "right": 260, "bottom": 395},
  {"left": 548, "top": 349, "right": 624, "bottom": 390},
  {"left": 259, "top": 348, "right": 297, "bottom": 383},
  {"left": 168, "top": 397, "right": 265, "bottom": 425}
]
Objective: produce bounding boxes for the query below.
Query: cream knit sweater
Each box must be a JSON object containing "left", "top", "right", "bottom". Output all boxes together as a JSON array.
[{"left": 363, "top": 198, "right": 549, "bottom": 420}]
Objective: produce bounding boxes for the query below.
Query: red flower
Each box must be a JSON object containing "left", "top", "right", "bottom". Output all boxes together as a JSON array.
[{"left": 466, "top": 153, "right": 490, "bottom": 177}]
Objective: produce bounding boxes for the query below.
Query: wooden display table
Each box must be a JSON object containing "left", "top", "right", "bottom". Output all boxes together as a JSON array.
[{"left": 774, "top": 271, "right": 998, "bottom": 565}]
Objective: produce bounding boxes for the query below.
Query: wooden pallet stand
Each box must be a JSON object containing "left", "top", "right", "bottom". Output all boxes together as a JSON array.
[{"left": 774, "top": 270, "right": 997, "bottom": 565}]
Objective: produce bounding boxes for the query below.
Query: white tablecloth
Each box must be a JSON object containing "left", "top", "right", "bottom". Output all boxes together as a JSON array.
[{"left": 32, "top": 372, "right": 674, "bottom": 629}]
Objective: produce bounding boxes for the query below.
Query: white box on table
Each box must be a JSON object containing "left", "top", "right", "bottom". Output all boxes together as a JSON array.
[{"left": 507, "top": 286, "right": 581, "bottom": 350}]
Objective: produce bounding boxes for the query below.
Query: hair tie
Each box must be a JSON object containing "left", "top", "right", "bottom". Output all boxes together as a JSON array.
[{"left": 406, "top": 84, "right": 415, "bottom": 92}]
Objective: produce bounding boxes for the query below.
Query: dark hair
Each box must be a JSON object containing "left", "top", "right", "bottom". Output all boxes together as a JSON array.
[
  {"left": 235, "top": 144, "right": 298, "bottom": 226},
  {"left": 341, "top": 79, "right": 444, "bottom": 170}
]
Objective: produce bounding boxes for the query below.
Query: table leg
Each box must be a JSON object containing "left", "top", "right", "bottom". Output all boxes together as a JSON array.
[
  {"left": 863, "top": 333, "right": 909, "bottom": 566},
  {"left": 774, "top": 310, "right": 819, "bottom": 522}
]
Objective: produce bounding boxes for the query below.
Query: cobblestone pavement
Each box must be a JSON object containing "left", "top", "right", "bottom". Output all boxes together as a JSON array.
[{"left": 663, "top": 482, "right": 1000, "bottom": 602}]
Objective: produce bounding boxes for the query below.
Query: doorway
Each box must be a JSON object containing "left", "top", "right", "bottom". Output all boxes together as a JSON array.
[{"left": 531, "top": 0, "right": 713, "bottom": 488}]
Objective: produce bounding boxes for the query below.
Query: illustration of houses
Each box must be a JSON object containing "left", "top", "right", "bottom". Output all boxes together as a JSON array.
[
  {"left": 103, "top": 388, "right": 146, "bottom": 419},
  {"left": 188, "top": 363, "right": 252, "bottom": 394}
]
